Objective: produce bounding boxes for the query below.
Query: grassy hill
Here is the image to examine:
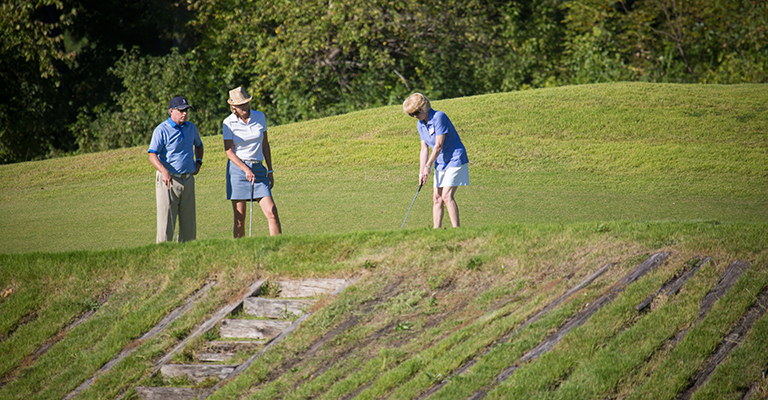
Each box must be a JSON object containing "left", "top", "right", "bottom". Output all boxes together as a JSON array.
[
  {"left": 0, "top": 83, "right": 766, "bottom": 253},
  {"left": 0, "top": 83, "right": 767, "bottom": 400}
]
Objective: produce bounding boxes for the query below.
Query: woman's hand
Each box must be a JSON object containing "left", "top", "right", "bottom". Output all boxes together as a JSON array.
[
  {"left": 419, "top": 165, "right": 431, "bottom": 186},
  {"left": 245, "top": 169, "right": 255, "bottom": 183}
]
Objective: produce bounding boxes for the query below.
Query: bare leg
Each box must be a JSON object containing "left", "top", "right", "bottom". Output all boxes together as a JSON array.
[
  {"left": 259, "top": 196, "right": 282, "bottom": 236},
  {"left": 441, "top": 186, "right": 460, "bottom": 227},
  {"left": 433, "top": 187, "right": 444, "bottom": 229},
  {"left": 232, "top": 200, "right": 246, "bottom": 238}
]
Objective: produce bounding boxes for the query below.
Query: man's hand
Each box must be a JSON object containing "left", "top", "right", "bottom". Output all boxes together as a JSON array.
[{"left": 161, "top": 170, "right": 172, "bottom": 187}]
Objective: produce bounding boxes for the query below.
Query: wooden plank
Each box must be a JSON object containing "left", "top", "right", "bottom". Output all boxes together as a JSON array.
[
  {"left": 678, "top": 271, "right": 767, "bottom": 400},
  {"left": 505, "top": 253, "right": 669, "bottom": 376},
  {"left": 197, "top": 353, "right": 234, "bottom": 362},
  {"left": 466, "top": 252, "right": 670, "bottom": 399},
  {"left": 201, "top": 280, "right": 356, "bottom": 398},
  {"left": 154, "top": 280, "right": 264, "bottom": 370},
  {"left": 636, "top": 257, "right": 710, "bottom": 312},
  {"left": 418, "top": 263, "right": 615, "bottom": 400},
  {"left": 197, "top": 341, "right": 263, "bottom": 362},
  {"left": 201, "top": 314, "right": 313, "bottom": 399},
  {"left": 219, "top": 319, "right": 292, "bottom": 339},
  {"left": 277, "top": 279, "right": 346, "bottom": 297},
  {"left": 161, "top": 364, "right": 238, "bottom": 383},
  {"left": 64, "top": 281, "right": 217, "bottom": 400},
  {"left": 243, "top": 298, "right": 314, "bottom": 318},
  {"left": 134, "top": 386, "right": 201, "bottom": 400},
  {"left": 656, "top": 260, "right": 755, "bottom": 359},
  {"left": 697, "top": 260, "right": 751, "bottom": 323},
  {"left": 206, "top": 340, "right": 265, "bottom": 350}
]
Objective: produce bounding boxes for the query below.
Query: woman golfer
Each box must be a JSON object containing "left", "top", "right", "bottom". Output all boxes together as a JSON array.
[
  {"left": 222, "top": 86, "right": 281, "bottom": 237},
  {"left": 403, "top": 93, "right": 469, "bottom": 228}
]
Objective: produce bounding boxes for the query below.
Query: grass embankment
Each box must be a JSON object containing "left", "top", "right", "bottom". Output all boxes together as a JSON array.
[
  {"left": 0, "top": 83, "right": 766, "bottom": 253},
  {"left": 1, "top": 223, "right": 767, "bottom": 400},
  {"left": 0, "top": 83, "right": 767, "bottom": 399}
]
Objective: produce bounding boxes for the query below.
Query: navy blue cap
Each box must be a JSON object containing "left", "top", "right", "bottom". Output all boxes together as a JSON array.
[{"left": 169, "top": 96, "right": 192, "bottom": 110}]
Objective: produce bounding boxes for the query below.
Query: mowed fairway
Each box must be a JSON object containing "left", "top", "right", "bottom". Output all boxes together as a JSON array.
[
  {"left": 1, "top": 82, "right": 768, "bottom": 400},
  {"left": 1, "top": 82, "right": 766, "bottom": 253}
]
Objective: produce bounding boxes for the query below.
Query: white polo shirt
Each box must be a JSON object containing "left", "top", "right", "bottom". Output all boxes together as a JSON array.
[{"left": 222, "top": 110, "right": 267, "bottom": 161}]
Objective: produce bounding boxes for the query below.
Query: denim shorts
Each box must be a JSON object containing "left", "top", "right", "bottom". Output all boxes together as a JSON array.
[{"left": 226, "top": 160, "right": 272, "bottom": 200}]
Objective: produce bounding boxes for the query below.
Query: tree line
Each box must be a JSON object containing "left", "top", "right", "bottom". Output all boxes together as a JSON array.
[{"left": 1, "top": 0, "right": 765, "bottom": 164}]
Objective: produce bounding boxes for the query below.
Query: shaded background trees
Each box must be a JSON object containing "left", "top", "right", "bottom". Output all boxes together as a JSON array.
[{"left": 1, "top": 0, "right": 766, "bottom": 163}]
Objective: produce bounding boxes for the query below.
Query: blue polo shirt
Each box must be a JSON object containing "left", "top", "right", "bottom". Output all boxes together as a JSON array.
[
  {"left": 148, "top": 117, "right": 202, "bottom": 174},
  {"left": 417, "top": 109, "right": 469, "bottom": 170}
]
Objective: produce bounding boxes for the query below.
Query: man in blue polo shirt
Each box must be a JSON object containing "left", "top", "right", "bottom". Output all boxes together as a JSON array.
[{"left": 148, "top": 96, "right": 204, "bottom": 243}]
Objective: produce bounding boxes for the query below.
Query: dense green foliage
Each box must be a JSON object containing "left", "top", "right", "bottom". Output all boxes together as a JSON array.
[
  {"left": 1, "top": 0, "right": 766, "bottom": 163},
  {"left": 0, "top": 0, "right": 183, "bottom": 162}
]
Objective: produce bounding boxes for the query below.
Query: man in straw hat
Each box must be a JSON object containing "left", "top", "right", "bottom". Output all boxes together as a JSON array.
[
  {"left": 148, "top": 96, "right": 204, "bottom": 243},
  {"left": 222, "top": 86, "right": 282, "bottom": 237}
]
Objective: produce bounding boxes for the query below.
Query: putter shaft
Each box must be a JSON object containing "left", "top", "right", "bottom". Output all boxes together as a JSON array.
[
  {"left": 249, "top": 181, "right": 253, "bottom": 237},
  {"left": 400, "top": 184, "right": 422, "bottom": 229}
]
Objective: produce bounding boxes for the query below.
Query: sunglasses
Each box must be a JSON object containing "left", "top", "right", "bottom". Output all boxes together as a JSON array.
[
  {"left": 409, "top": 110, "right": 421, "bottom": 117},
  {"left": 174, "top": 108, "right": 190, "bottom": 114}
]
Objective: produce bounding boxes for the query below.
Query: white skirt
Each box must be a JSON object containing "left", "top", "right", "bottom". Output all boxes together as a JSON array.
[{"left": 434, "top": 163, "right": 469, "bottom": 187}]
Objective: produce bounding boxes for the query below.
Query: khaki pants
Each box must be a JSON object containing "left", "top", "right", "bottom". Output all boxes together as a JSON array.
[{"left": 156, "top": 171, "right": 196, "bottom": 243}]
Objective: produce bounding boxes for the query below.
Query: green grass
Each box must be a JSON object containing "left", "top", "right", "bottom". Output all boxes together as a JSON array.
[
  {"left": 1, "top": 83, "right": 767, "bottom": 400},
  {"left": 1, "top": 83, "right": 766, "bottom": 254}
]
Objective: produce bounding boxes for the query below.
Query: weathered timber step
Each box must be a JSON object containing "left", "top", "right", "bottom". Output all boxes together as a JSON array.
[
  {"left": 276, "top": 278, "right": 347, "bottom": 297},
  {"left": 66, "top": 281, "right": 217, "bottom": 400},
  {"left": 244, "top": 297, "right": 315, "bottom": 318},
  {"left": 219, "top": 319, "right": 293, "bottom": 339},
  {"left": 197, "top": 352, "right": 233, "bottom": 362},
  {"left": 202, "top": 314, "right": 312, "bottom": 398},
  {"left": 137, "top": 278, "right": 351, "bottom": 400},
  {"left": 154, "top": 280, "right": 265, "bottom": 370},
  {"left": 134, "top": 386, "right": 201, "bottom": 400},
  {"left": 161, "top": 364, "right": 238, "bottom": 383},
  {"left": 197, "top": 341, "right": 263, "bottom": 362}
]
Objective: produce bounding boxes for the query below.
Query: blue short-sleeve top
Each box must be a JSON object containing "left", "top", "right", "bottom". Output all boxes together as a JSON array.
[
  {"left": 148, "top": 117, "right": 203, "bottom": 175},
  {"left": 417, "top": 109, "right": 469, "bottom": 170}
]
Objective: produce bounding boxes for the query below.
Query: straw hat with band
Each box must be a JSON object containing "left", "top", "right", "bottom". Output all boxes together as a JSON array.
[{"left": 228, "top": 87, "right": 252, "bottom": 105}]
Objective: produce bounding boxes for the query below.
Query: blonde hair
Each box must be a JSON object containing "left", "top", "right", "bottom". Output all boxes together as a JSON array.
[{"left": 403, "top": 93, "right": 430, "bottom": 116}]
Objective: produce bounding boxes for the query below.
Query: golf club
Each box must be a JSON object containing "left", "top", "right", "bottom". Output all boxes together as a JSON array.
[
  {"left": 249, "top": 180, "right": 254, "bottom": 238},
  {"left": 400, "top": 183, "right": 423, "bottom": 229}
]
